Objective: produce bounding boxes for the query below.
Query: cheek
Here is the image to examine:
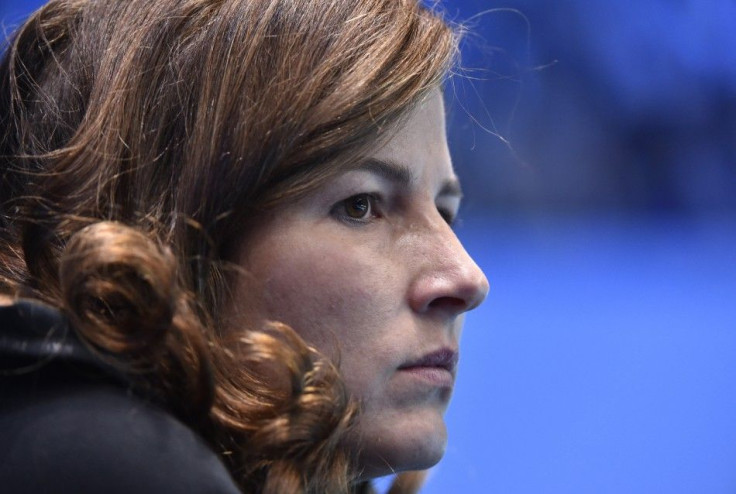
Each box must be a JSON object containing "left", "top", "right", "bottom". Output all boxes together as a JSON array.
[{"left": 256, "top": 238, "right": 399, "bottom": 355}]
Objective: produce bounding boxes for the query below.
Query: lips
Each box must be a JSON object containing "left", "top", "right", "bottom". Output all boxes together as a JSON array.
[{"left": 399, "top": 348, "right": 458, "bottom": 373}]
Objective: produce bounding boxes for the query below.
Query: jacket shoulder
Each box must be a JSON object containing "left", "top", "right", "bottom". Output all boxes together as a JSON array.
[
  {"left": 0, "top": 379, "right": 240, "bottom": 494},
  {"left": 0, "top": 300, "right": 240, "bottom": 494}
]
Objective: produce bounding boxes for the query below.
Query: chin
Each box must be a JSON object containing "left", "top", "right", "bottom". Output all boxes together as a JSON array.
[{"left": 356, "top": 409, "right": 449, "bottom": 479}]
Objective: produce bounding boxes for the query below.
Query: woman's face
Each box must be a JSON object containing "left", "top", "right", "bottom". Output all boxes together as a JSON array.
[{"left": 229, "top": 90, "right": 489, "bottom": 477}]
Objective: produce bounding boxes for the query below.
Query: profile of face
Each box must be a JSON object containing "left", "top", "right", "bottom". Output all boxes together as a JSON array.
[{"left": 229, "top": 90, "right": 489, "bottom": 477}]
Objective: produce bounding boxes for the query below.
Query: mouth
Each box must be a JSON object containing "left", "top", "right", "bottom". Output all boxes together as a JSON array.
[{"left": 398, "top": 348, "right": 458, "bottom": 387}]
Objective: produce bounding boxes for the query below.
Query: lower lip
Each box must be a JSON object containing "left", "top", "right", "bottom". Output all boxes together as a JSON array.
[{"left": 399, "top": 366, "right": 454, "bottom": 388}]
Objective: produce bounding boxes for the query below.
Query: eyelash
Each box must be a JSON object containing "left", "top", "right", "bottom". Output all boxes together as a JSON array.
[{"left": 331, "top": 193, "right": 458, "bottom": 227}]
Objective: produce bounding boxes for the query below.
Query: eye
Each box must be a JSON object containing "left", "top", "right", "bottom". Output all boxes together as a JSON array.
[
  {"left": 344, "top": 194, "right": 372, "bottom": 219},
  {"left": 437, "top": 206, "right": 458, "bottom": 227},
  {"left": 332, "top": 193, "right": 379, "bottom": 223}
]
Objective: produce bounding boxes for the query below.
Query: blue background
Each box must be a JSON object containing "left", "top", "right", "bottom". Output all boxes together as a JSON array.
[{"left": 3, "top": 0, "right": 735, "bottom": 492}]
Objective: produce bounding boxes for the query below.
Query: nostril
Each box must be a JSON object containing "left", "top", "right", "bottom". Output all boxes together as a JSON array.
[
  {"left": 427, "top": 296, "right": 468, "bottom": 311},
  {"left": 410, "top": 260, "right": 489, "bottom": 314}
]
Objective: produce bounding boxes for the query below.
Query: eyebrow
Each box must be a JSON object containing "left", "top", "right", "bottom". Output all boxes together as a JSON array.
[
  {"left": 358, "top": 158, "right": 414, "bottom": 187},
  {"left": 356, "top": 158, "right": 463, "bottom": 198}
]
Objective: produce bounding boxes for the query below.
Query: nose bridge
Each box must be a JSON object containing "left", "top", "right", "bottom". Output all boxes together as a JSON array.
[{"left": 408, "top": 214, "right": 489, "bottom": 313}]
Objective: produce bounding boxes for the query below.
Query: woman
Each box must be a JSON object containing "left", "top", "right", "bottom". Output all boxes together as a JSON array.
[{"left": 0, "top": 0, "right": 488, "bottom": 492}]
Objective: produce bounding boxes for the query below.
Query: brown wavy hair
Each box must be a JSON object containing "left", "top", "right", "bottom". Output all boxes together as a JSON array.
[{"left": 0, "top": 0, "right": 458, "bottom": 492}]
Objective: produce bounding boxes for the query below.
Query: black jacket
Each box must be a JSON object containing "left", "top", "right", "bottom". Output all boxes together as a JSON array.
[{"left": 0, "top": 300, "right": 240, "bottom": 493}]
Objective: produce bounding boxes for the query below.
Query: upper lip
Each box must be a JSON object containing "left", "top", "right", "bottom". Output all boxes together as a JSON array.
[{"left": 399, "top": 348, "right": 459, "bottom": 372}]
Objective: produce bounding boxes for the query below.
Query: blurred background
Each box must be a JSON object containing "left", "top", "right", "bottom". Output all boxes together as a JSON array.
[{"left": 3, "top": 0, "right": 735, "bottom": 492}]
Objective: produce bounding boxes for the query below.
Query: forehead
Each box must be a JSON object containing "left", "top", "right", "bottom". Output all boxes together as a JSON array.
[{"left": 370, "top": 90, "right": 453, "bottom": 184}]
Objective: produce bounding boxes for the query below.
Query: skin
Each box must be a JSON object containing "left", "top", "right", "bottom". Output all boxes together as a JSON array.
[{"left": 228, "top": 90, "right": 489, "bottom": 478}]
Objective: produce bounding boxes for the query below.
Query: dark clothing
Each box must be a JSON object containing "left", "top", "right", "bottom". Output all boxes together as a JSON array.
[{"left": 0, "top": 300, "right": 240, "bottom": 494}]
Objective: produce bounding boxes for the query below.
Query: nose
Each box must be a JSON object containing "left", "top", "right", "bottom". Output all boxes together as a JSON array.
[{"left": 407, "top": 220, "right": 489, "bottom": 316}]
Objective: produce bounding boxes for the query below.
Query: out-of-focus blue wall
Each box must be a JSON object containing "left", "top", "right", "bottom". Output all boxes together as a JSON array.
[
  {"left": 3, "top": 1, "right": 735, "bottom": 493},
  {"left": 444, "top": 0, "right": 736, "bottom": 214},
  {"left": 434, "top": 1, "right": 736, "bottom": 492}
]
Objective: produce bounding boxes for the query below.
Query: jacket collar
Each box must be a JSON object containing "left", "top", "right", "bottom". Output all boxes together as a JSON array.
[{"left": 0, "top": 299, "right": 119, "bottom": 378}]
